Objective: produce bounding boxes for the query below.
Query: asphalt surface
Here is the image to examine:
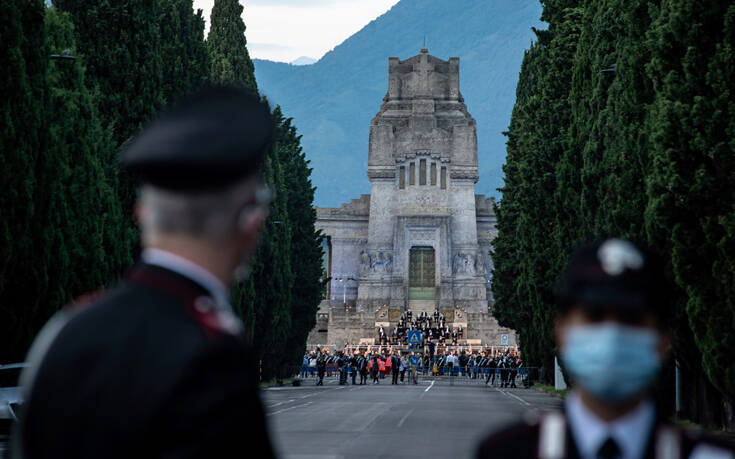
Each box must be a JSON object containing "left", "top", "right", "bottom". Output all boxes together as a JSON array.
[{"left": 261, "top": 374, "right": 562, "bottom": 459}]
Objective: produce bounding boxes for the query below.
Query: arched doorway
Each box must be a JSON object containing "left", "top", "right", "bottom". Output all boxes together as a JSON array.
[{"left": 408, "top": 246, "right": 435, "bottom": 300}]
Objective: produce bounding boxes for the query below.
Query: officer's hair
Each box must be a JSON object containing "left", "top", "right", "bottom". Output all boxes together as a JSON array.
[{"left": 139, "top": 176, "right": 260, "bottom": 241}]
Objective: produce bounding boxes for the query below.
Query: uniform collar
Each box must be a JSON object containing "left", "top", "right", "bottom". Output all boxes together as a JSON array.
[
  {"left": 566, "top": 391, "right": 655, "bottom": 459},
  {"left": 141, "top": 248, "right": 232, "bottom": 311}
]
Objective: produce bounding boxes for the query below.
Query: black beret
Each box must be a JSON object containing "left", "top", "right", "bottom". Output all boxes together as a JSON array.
[
  {"left": 120, "top": 86, "right": 273, "bottom": 190},
  {"left": 554, "top": 238, "right": 668, "bottom": 318}
]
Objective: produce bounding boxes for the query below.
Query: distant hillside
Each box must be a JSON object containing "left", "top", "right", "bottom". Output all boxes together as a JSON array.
[
  {"left": 290, "top": 56, "right": 317, "bottom": 66},
  {"left": 254, "top": 0, "right": 544, "bottom": 207}
]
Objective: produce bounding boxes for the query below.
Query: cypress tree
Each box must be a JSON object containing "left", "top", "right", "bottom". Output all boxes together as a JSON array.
[
  {"left": 54, "top": 0, "right": 166, "bottom": 264},
  {"left": 493, "top": 0, "right": 582, "bottom": 381},
  {"left": 207, "top": 0, "right": 258, "bottom": 94},
  {"left": 645, "top": 0, "right": 735, "bottom": 403},
  {"left": 276, "top": 107, "right": 326, "bottom": 369},
  {"left": 43, "top": 7, "right": 132, "bottom": 303},
  {"left": 159, "top": 0, "right": 210, "bottom": 106},
  {"left": 492, "top": 44, "right": 541, "bottom": 350},
  {"left": 0, "top": 0, "right": 49, "bottom": 362},
  {"left": 245, "top": 110, "right": 294, "bottom": 379},
  {"left": 53, "top": 0, "right": 165, "bottom": 146}
]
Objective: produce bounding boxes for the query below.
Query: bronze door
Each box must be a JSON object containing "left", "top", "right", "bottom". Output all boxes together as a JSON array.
[{"left": 408, "top": 246, "right": 435, "bottom": 300}]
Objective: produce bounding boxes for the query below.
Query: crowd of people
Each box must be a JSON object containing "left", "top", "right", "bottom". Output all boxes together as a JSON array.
[
  {"left": 378, "top": 309, "right": 464, "bottom": 346},
  {"left": 300, "top": 347, "right": 524, "bottom": 387}
]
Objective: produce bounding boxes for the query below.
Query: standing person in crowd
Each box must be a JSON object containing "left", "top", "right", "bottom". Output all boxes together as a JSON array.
[
  {"left": 383, "top": 350, "right": 392, "bottom": 379},
  {"left": 400, "top": 354, "right": 407, "bottom": 383},
  {"left": 476, "top": 238, "right": 735, "bottom": 458},
  {"left": 371, "top": 356, "right": 380, "bottom": 384},
  {"left": 301, "top": 354, "right": 309, "bottom": 378},
  {"left": 482, "top": 352, "right": 493, "bottom": 385},
  {"left": 11, "top": 87, "right": 276, "bottom": 459},
  {"left": 409, "top": 353, "right": 420, "bottom": 385},
  {"left": 378, "top": 355, "right": 387, "bottom": 379},
  {"left": 350, "top": 352, "right": 359, "bottom": 385},
  {"left": 391, "top": 351, "right": 401, "bottom": 385},
  {"left": 359, "top": 353, "right": 368, "bottom": 385},
  {"left": 459, "top": 351, "right": 468, "bottom": 377},
  {"left": 508, "top": 353, "right": 518, "bottom": 388},
  {"left": 337, "top": 352, "right": 348, "bottom": 385},
  {"left": 309, "top": 354, "right": 317, "bottom": 377},
  {"left": 316, "top": 353, "right": 326, "bottom": 386}
]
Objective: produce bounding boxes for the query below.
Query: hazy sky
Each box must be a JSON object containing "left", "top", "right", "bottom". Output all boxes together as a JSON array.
[{"left": 192, "top": 0, "right": 400, "bottom": 63}]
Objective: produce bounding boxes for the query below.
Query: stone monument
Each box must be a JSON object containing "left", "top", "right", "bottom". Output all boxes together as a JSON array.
[{"left": 308, "top": 49, "right": 516, "bottom": 349}]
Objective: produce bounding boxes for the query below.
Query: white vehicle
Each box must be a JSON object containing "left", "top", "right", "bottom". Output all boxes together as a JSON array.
[{"left": 0, "top": 363, "right": 27, "bottom": 438}]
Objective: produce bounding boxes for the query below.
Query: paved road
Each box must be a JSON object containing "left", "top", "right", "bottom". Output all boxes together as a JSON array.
[{"left": 261, "top": 375, "right": 562, "bottom": 459}]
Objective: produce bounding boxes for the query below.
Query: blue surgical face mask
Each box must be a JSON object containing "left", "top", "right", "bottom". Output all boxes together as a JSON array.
[{"left": 561, "top": 323, "right": 661, "bottom": 401}]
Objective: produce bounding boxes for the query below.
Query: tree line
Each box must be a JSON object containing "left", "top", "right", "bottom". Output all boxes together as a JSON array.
[
  {"left": 492, "top": 0, "right": 734, "bottom": 429},
  {"left": 1, "top": 0, "right": 325, "bottom": 381}
]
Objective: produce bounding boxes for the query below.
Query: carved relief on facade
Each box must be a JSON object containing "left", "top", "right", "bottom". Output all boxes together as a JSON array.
[
  {"left": 452, "top": 252, "right": 487, "bottom": 275},
  {"left": 360, "top": 249, "right": 393, "bottom": 274}
]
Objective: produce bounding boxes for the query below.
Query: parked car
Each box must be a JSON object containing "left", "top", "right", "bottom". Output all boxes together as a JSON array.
[{"left": 0, "top": 363, "right": 27, "bottom": 438}]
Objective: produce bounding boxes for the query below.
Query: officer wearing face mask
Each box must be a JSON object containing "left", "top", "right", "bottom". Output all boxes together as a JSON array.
[{"left": 476, "top": 238, "right": 734, "bottom": 459}]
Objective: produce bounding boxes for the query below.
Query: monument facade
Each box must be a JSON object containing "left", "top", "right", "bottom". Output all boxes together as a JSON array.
[{"left": 309, "top": 49, "right": 516, "bottom": 349}]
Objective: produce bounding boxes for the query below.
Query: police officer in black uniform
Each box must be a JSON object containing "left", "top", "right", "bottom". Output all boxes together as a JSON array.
[
  {"left": 12, "top": 87, "right": 276, "bottom": 459},
  {"left": 476, "top": 238, "right": 735, "bottom": 459}
]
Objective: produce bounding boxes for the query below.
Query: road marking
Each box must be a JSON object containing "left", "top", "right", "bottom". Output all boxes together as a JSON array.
[
  {"left": 298, "top": 387, "right": 340, "bottom": 399},
  {"left": 267, "top": 401, "right": 313, "bottom": 416},
  {"left": 266, "top": 399, "right": 295, "bottom": 407},
  {"left": 397, "top": 408, "right": 414, "bottom": 427},
  {"left": 424, "top": 380, "right": 435, "bottom": 393},
  {"left": 495, "top": 388, "right": 531, "bottom": 406}
]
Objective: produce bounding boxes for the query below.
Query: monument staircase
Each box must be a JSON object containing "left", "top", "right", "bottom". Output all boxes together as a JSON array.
[
  {"left": 365, "top": 303, "right": 482, "bottom": 347},
  {"left": 407, "top": 300, "right": 436, "bottom": 315}
]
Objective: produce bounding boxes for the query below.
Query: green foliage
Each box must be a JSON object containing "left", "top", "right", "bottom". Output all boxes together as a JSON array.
[
  {"left": 0, "top": 5, "right": 135, "bottom": 362},
  {"left": 492, "top": 1, "right": 582, "bottom": 381},
  {"left": 0, "top": 0, "right": 49, "bottom": 363},
  {"left": 207, "top": 0, "right": 257, "bottom": 94},
  {"left": 236, "top": 107, "right": 325, "bottom": 380},
  {"left": 644, "top": 0, "right": 735, "bottom": 400},
  {"left": 495, "top": 0, "right": 735, "bottom": 426},
  {"left": 276, "top": 107, "right": 326, "bottom": 369},
  {"left": 159, "top": 0, "right": 210, "bottom": 106},
  {"left": 53, "top": 0, "right": 165, "bottom": 146}
]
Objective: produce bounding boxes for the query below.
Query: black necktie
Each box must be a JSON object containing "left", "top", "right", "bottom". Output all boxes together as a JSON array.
[{"left": 597, "top": 437, "right": 621, "bottom": 459}]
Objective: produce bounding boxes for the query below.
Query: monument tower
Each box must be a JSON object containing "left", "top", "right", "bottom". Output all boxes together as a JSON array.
[{"left": 310, "top": 49, "right": 516, "bottom": 348}]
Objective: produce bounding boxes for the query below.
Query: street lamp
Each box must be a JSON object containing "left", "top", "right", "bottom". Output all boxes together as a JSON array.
[{"left": 334, "top": 277, "right": 355, "bottom": 304}]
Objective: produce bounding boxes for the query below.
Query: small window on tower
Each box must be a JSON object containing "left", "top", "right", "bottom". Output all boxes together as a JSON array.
[
  {"left": 399, "top": 166, "right": 406, "bottom": 189},
  {"left": 419, "top": 159, "right": 427, "bottom": 185},
  {"left": 431, "top": 163, "right": 437, "bottom": 186},
  {"left": 441, "top": 166, "right": 447, "bottom": 189},
  {"left": 409, "top": 162, "right": 416, "bottom": 185}
]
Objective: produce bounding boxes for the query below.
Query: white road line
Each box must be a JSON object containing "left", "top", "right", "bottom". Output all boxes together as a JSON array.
[
  {"left": 424, "top": 380, "right": 435, "bottom": 393},
  {"left": 267, "top": 401, "right": 313, "bottom": 416},
  {"left": 495, "top": 388, "right": 531, "bottom": 406},
  {"left": 266, "top": 399, "right": 295, "bottom": 408},
  {"left": 397, "top": 408, "right": 414, "bottom": 428},
  {"left": 298, "top": 387, "right": 340, "bottom": 399}
]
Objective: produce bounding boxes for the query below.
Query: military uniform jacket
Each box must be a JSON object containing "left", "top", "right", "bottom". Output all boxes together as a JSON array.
[
  {"left": 15, "top": 263, "right": 275, "bottom": 459},
  {"left": 475, "top": 408, "right": 734, "bottom": 459}
]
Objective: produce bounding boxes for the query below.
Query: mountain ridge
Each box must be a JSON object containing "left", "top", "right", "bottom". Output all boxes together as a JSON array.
[{"left": 254, "top": 0, "right": 544, "bottom": 207}]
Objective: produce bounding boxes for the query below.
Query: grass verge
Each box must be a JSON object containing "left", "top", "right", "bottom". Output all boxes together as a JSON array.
[{"left": 533, "top": 383, "right": 568, "bottom": 398}]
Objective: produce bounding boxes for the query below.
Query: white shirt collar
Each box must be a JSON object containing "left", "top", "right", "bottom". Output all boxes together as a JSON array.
[
  {"left": 566, "top": 391, "right": 656, "bottom": 459},
  {"left": 141, "top": 248, "right": 232, "bottom": 311}
]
